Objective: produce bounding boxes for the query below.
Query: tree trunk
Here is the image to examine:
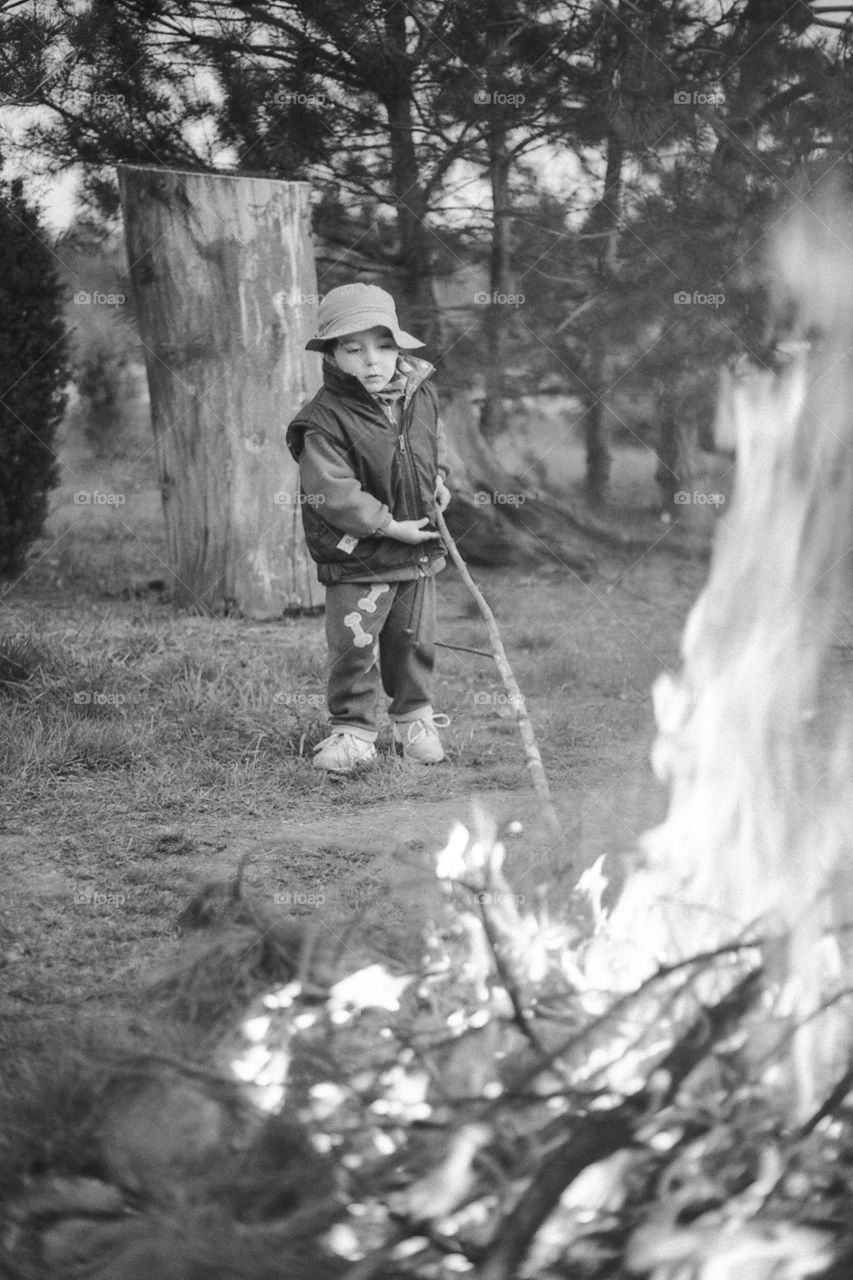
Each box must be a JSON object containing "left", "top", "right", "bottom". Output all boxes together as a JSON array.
[
  {"left": 440, "top": 392, "right": 595, "bottom": 576},
  {"left": 480, "top": 114, "right": 511, "bottom": 439},
  {"left": 117, "top": 165, "right": 322, "bottom": 618},
  {"left": 655, "top": 387, "right": 702, "bottom": 516},
  {"left": 584, "top": 354, "right": 613, "bottom": 507},
  {"left": 597, "top": 126, "right": 624, "bottom": 275},
  {"left": 382, "top": 3, "right": 440, "bottom": 347},
  {"left": 654, "top": 391, "right": 682, "bottom": 512},
  {"left": 582, "top": 78, "right": 625, "bottom": 503}
]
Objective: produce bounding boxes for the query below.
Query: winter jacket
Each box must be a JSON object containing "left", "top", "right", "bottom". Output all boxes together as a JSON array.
[{"left": 286, "top": 356, "right": 449, "bottom": 585}]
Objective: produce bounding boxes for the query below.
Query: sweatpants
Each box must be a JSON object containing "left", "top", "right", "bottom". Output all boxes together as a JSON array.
[{"left": 324, "top": 576, "right": 437, "bottom": 741}]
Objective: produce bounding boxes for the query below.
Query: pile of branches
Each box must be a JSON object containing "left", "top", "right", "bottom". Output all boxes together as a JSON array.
[{"left": 2, "top": 810, "right": 852, "bottom": 1280}]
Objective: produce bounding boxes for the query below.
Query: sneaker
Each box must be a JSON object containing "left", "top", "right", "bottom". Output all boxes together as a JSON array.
[
  {"left": 392, "top": 712, "right": 451, "bottom": 764},
  {"left": 312, "top": 732, "right": 377, "bottom": 773}
]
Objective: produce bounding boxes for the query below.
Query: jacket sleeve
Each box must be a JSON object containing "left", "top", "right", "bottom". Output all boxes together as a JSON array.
[
  {"left": 299, "top": 427, "right": 391, "bottom": 537},
  {"left": 436, "top": 414, "right": 450, "bottom": 481}
]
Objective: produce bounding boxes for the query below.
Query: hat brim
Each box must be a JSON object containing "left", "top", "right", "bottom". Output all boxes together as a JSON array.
[{"left": 305, "top": 311, "right": 424, "bottom": 352}]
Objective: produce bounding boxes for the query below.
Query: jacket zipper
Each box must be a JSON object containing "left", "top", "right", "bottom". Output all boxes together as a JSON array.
[
  {"left": 368, "top": 387, "right": 428, "bottom": 530},
  {"left": 399, "top": 400, "right": 422, "bottom": 522}
]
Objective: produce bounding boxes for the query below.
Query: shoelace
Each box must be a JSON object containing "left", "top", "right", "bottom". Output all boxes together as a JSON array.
[
  {"left": 400, "top": 713, "right": 451, "bottom": 743},
  {"left": 313, "top": 732, "right": 373, "bottom": 753}
]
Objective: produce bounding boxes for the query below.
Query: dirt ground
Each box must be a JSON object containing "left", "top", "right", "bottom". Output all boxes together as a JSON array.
[{"left": 0, "top": 433, "right": 712, "bottom": 1067}]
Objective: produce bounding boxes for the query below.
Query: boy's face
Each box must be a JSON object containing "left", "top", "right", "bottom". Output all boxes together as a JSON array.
[{"left": 333, "top": 326, "right": 398, "bottom": 391}]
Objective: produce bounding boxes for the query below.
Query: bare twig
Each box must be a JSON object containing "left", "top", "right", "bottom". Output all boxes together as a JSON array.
[
  {"left": 474, "top": 968, "right": 765, "bottom": 1280},
  {"left": 435, "top": 507, "right": 562, "bottom": 843},
  {"left": 495, "top": 937, "right": 761, "bottom": 1102},
  {"left": 435, "top": 639, "right": 494, "bottom": 658},
  {"left": 745, "top": 985, "right": 853, "bottom": 1078},
  {"left": 797, "top": 1059, "right": 853, "bottom": 1137},
  {"left": 474, "top": 890, "right": 550, "bottom": 1062},
  {"left": 752, "top": 1057, "right": 853, "bottom": 1214}
]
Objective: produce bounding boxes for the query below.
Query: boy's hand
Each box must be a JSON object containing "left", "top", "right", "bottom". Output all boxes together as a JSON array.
[
  {"left": 385, "top": 517, "right": 441, "bottom": 544},
  {"left": 435, "top": 476, "right": 452, "bottom": 512}
]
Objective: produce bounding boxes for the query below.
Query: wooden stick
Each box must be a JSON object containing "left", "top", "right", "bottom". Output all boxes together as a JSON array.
[
  {"left": 435, "top": 508, "right": 562, "bottom": 844},
  {"left": 435, "top": 639, "right": 494, "bottom": 658}
]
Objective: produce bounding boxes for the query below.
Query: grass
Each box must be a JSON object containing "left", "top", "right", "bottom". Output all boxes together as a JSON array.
[
  {"left": 0, "top": 565, "right": 686, "bottom": 1054},
  {"left": 0, "top": 426, "right": 724, "bottom": 1280},
  {"left": 0, "top": 433, "right": 707, "bottom": 1100},
  {"left": 0, "top": 1038, "right": 108, "bottom": 1200}
]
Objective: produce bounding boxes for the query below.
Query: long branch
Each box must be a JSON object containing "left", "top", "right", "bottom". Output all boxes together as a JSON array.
[{"left": 434, "top": 507, "right": 562, "bottom": 844}]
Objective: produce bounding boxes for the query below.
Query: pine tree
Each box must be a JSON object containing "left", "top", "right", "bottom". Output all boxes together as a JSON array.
[{"left": 0, "top": 179, "right": 69, "bottom": 578}]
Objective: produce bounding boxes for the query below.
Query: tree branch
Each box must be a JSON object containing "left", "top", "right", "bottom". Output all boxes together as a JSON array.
[{"left": 475, "top": 968, "right": 764, "bottom": 1280}]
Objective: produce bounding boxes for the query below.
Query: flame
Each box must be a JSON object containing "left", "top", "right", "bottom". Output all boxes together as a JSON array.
[
  {"left": 602, "top": 185, "right": 853, "bottom": 1113},
  {"left": 328, "top": 964, "right": 412, "bottom": 1016}
]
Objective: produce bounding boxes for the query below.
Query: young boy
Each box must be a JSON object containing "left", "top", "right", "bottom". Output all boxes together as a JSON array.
[{"left": 286, "top": 283, "right": 452, "bottom": 773}]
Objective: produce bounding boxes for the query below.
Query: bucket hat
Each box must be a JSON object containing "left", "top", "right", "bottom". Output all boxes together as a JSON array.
[{"left": 305, "top": 283, "right": 424, "bottom": 351}]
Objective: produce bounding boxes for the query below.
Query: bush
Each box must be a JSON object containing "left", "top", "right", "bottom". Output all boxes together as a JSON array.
[
  {"left": 0, "top": 178, "right": 69, "bottom": 578},
  {"left": 57, "top": 218, "right": 140, "bottom": 458}
]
